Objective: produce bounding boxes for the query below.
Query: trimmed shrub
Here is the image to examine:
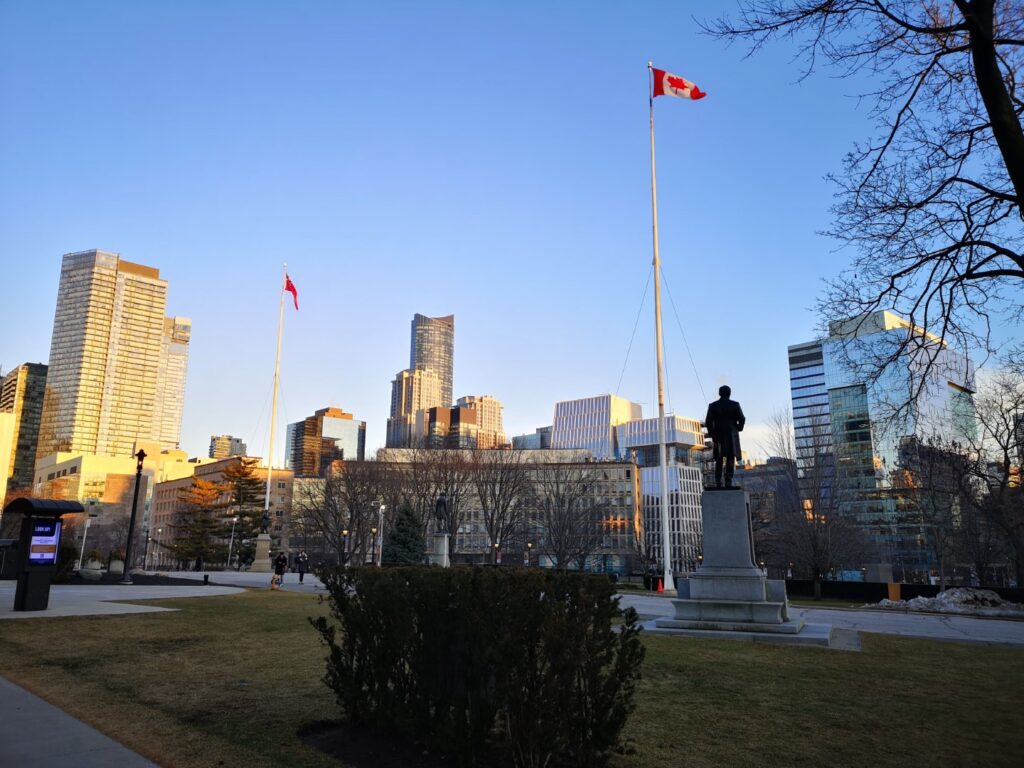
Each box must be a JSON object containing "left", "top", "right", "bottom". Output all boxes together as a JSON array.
[{"left": 312, "top": 566, "right": 644, "bottom": 768}]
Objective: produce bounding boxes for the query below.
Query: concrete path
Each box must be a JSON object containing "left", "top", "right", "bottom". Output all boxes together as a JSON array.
[
  {"left": 166, "top": 569, "right": 325, "bottom": 593},
  {"left": 0, "top": 676, "right": 157, "bottom": 767},
  {"left": 618, "top": 592, "right": 1024, "bottom": 647},
  {"left": 0, "top": 583, "right": 243, "bottom": 620}
]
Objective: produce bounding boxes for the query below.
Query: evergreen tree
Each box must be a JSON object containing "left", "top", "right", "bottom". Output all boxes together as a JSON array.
[
  {"left": 173, "top": 477, "right": 228, "bottom": 569},
  {"left": 221, "top": 457, "right": 266, "bottom": 562},
  {"left": 381, "top": 504, "right": 427, "bottom": 566}
]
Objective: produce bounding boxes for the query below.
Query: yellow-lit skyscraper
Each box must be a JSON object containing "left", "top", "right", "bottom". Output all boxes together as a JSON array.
[
  {"left": 410, "top": 313, "right": 454, "bottom": 407},
  {"left": 36, "top": 250, "right": 190, "bottom": 458}
]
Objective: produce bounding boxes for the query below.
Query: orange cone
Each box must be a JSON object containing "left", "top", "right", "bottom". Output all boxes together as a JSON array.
[{"left": 657, "top": 577, "right": 664, "bottom": 593}]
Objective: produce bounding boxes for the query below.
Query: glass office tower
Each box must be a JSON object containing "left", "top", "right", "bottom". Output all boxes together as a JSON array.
[
  {"left": 410, "top": 314, "right": 454, "bottom": 407},
  {"left": 788, "top": 309, "right": 977, "bottom": 578}
]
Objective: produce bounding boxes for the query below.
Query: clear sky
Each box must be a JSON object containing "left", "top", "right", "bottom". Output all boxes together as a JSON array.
[{"left": 0, "top": 0, "right": 878, "bottom": 462}]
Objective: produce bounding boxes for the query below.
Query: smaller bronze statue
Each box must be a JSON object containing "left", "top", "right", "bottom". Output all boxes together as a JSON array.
[
  {"left": 435, "top": 493, "right": 448, "bottom": 524},
  {"left": 260, "top": 509, "right": 270, "bottom": 534},
  {"left": 704, "top": 385, "right": 745, "bottom": 489}
]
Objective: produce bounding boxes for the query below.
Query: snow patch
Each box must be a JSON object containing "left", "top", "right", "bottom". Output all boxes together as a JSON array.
[{"left": 870, "top": 588, "right": 1024, "bottom": 618}]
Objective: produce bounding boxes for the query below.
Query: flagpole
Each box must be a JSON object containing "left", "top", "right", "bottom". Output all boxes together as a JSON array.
[
  {"left": 264, "top": 263, "right": 287, "bottom": 515},
  {"left": 648, "top": 61, "right": 675, "bottom": 594}
]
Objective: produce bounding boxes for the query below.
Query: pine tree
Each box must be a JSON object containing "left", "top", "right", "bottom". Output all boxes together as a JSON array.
[
  {"left": 173, "top": 477, "right": 228, "bottom": 569},
  {"left": 221, "top": 457, "right": 266, "bottom": 562},
  {"left": 381, "top": 504, "right": 427, "bottom": 566}
]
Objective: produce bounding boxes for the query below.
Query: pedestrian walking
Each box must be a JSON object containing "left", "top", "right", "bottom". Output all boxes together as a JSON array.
[
  {"left": 296, "top": 551, "right": 309, "bottom": 584},
  {"left": 272, "top": 551, "right": 288, "bottom": 590}
]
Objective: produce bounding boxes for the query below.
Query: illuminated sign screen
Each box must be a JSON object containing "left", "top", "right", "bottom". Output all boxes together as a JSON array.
[{"left": 28, "top": 519, "right": 62, "bottom": 565}]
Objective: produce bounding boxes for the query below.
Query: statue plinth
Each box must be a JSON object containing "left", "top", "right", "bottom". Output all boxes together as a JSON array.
[
  {"left": 655, "top": 490, "right": 830, "bottom": 644},
  {"left": 429, "top": 532, "right": 450, "bottom": 568},
  {"left": 249, "top": 533, "right": 272, "bottom": 573}
]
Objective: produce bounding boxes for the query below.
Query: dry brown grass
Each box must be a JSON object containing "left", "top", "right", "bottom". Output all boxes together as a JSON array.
[{"left": 0, "top": 589, "right": 1021, "bottom": 768}]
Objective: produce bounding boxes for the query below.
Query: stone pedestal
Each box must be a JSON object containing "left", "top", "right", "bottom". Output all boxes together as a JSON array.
[
  {"left": 657, "top": 490, "right": 817, "bottom": 641},
  {"left": 429, "top": 532, "right": 450, "bottom": 568},
  {"left": 250, "top": 533, "right": 272, "bottom": 573}
]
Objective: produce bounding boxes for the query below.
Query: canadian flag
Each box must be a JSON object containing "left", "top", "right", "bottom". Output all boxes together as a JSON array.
[
  {"left": 285, "top": 274, "right": 299, "bottom": 310},
  {"left": 652, "top": 68, "right": 706, "bottom": 101}
]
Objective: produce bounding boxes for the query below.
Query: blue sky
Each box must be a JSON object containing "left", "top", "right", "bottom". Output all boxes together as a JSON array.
[{"left": 0, "top": 0, "right": 877, "bottom": 461}]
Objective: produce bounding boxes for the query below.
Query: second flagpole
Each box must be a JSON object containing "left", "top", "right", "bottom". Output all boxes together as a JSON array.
[{"left": 648, "top": 61, "right": 675, "bottom": 594}]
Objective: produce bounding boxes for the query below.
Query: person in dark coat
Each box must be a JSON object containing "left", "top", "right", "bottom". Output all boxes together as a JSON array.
[
  {"left": 704, "top": 385, "right": 746, "bottom": 489},
  {"left": 296, "top": 551, "right": 309, "bottom": 584},
  {"left": 272, "top": 551, "right": 289, "bottom": 589}
]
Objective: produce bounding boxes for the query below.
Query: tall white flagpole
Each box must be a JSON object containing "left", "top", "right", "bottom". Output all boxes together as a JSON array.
[
  {"left": 649, "top": 62, "right": 675, "bottom": 594},
  {"left": 264, "top": 263, "right": 287, "bottom": 514}
]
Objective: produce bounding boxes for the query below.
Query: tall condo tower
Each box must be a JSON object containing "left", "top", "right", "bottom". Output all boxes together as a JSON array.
[
  {"left": 36, "top": 250, "right": 191, "bottom": 458},
  {"left": 410, "top": 313, "right": 454, "bottom": 407},
  {"left": 0, "top": 362, "right": 48, "bottom": 492}
]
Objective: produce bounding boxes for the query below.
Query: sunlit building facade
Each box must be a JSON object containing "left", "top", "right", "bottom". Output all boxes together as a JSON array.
[
  {"left": 387, "top": 368, "right": 442, "bottom": 448},
  {"left": 286, "top": 407, "right": 367, "bottom": 476},
  {"left": 788, "top": 309, "right": 977, "bottom": 578},
  {"left": 1, "top": 362, "right": 48, "bottom": 493},
  {"left": 550, "top": 394, "right": 642, "bottom": 459},
  {"left": 209, "top": 435, "right": 247, "bottom": 460},
  {"left": 153, "top": 317, "right": 191, "bottom": 451},
  {"left": 36, "top": 250, "right": 190, "bottom": 459},
  {"left": 411, "top": 313, "right": 454, "bottom": 407},
  {"left": 456, "top": 395, "right": 506, "bottom": 449}
]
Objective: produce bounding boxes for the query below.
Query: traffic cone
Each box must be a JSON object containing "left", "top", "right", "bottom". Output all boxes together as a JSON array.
[{"left": 657, "top": 577, "right": 664, "bottom": 593}]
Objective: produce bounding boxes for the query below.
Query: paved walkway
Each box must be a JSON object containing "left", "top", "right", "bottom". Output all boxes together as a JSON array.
[
  {"left": 167, "top": 569, "right": 325, "bottom": 593},
  {"left": 618, "top": 592, "right": 1024, "bottom": 646},
  {"left": 0, "top": 676, "right": 158, "bottom": 767},
  {"left": 0, "top": 583, "right": 243, "bottom": 620}
]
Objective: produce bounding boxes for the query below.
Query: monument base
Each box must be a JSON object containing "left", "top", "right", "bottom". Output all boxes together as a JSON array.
[
  {"left": 429, "top": 532, "right": 450, "bottom": 568},
  {"left": 655, "top": 490, "right": 834, "bottom": 648},
  {"left": 250, "top": 533, "right": 272, "bottom": 573}
]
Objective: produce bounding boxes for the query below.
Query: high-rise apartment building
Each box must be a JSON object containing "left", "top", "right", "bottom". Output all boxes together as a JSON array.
[
  {"left": 387, "top": 368, "right": 442, "bottom": 448},
  {"left": 410, "top": 313, "right": 454, "bottom": 406},
  {"left": 456, "top": 395, "right": 506, "bottom": 449},
  {"left": 420, "top": 406, "right": 478, "bottom": 449},
  {"left": 550, "top": 394, "right": 643, "bottom": 459},
  {"left": 209, "top": 435, "right": 248, "bottom": 460},
  {"left": 1, "top": 362, "right": 47, "bottom": 492},
  {"left": 286, "top": 407, "right": 366, "bottom": 476},
  {"left": 153, "top": 317, "right": 191, "bottom": 450},
  {"left": 36, "top": 250, "right": 191, "bottom": 459},
  {"left": 788, "top": 309, "right": 976, "bottom": 579}
]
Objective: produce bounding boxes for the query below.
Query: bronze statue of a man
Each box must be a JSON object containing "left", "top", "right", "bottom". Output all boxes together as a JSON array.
[{"left": 704, "top": 385, "right": 746, "bottom": 489}]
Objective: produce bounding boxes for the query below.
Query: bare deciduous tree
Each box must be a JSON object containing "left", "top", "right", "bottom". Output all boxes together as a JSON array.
[
  {"left": 471, "top": 449, "right": 532, "bottom": 563},
  {"left": 707, "top": 1, "right": 1024, "bottom": 404},
  {"left": 760, "top": 409, "right": 868, "bottom": 596},
  {"left": 529, "top": 463, "right": 606, "bottom": 571}
]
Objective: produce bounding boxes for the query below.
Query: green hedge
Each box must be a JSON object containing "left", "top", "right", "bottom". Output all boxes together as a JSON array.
[{"left": 312, "top": 566, "right": 645, "bottom": 768}]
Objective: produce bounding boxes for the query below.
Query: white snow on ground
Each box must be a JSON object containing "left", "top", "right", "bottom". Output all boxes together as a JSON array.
[{"left": 871, "top": 588, "right": 1024, "bottom": 618}]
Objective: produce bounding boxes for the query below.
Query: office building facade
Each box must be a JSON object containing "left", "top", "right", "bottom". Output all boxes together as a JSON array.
[
  {"left": 0, "top": 362, "right": 47, "bottom": 493},
  {"left": 153, "top": 317, "right": 191, "bottom": 450},
  {"left": 410, "top": 313, "right": 454, "bottom": 407},
  {"left": 286, "top": 407, "right": 366, "bottom": 476},
  {"left": 456, "top": 395, "right": 506, "bottom": 449},
  {"left": 387, "top": 367, "right": 442, "bottom": 448},
  {"left": 788, "top": 309, "right": 977, "bottom": 578},
  {"left": 36, "top": 250, "right": 190, "bottom": 459},
  {"left": 550, "top": 394, "right": 643, "bottom": 460},
  {"left": 209, "top": 435, "right": 248, "bottom": 459}
]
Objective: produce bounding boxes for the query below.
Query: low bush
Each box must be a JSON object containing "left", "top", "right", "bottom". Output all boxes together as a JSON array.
[{"left": 312, "top": 566, "right": 645, "bottom": 768}]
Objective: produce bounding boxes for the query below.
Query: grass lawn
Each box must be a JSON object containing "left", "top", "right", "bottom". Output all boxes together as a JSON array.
[{"left": 0, "top": 589, "right": 1022, "bottom": 768}]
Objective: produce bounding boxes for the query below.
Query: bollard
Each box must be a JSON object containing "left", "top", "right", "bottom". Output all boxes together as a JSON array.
[{"left": 203, "top": 574, "right": 209, "bottom": 585}]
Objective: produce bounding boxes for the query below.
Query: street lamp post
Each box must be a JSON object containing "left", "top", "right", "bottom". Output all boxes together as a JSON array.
[
  {"left": 493, "top": 541, "right": 501, "bottom": 565},
  {"left": 226, "top": 516, "right": 239, "bottom": 570},
  {"left": 377, "top": 505, "right": 386, "bottom": 567},
  {"left": 119, "top": 448, "right": 147, "bottom": 585},
  {"left": 524, "top": 541, "right": 533, "bottom": 567},
  {"left": 370, "top": 527, "right": 378, "bottom": 566},
  {"left": 341, "top": 529, "right": 349, "bottom": 565}
]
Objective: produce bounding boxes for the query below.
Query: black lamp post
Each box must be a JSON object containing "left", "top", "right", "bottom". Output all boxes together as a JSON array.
[{"left": 120, "top": 448, "right": 146, "bottom": 585}]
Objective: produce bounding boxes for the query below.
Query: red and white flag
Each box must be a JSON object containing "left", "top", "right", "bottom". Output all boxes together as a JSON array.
[
  {"left": 652, "top": 68, "right": 706, "bottom": 101},
  {"left": 285, "top": 274, "right": 299, "bottom": 310}
]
